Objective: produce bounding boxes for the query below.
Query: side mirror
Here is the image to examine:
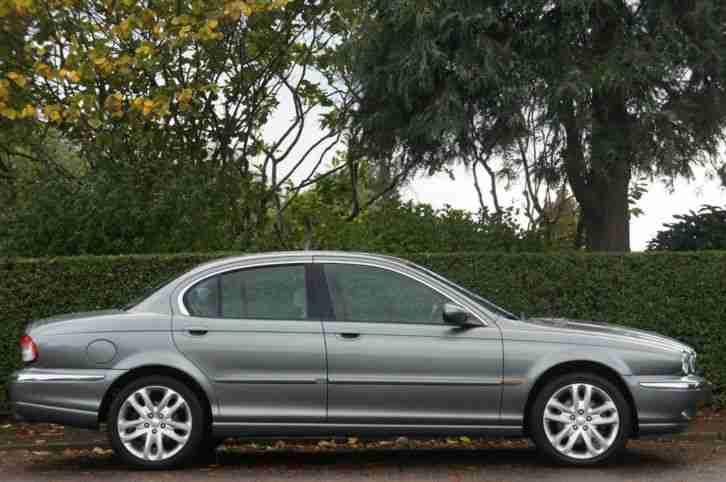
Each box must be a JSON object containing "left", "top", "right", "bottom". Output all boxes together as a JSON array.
[{"left": 442, "top": 303, "right": 479, "bottom": 327}]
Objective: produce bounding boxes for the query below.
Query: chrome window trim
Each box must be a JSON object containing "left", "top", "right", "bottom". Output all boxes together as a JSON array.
[
  {"left": 312, "top": 257, "right": 490, "bottom": 327},
  {"left": 176, "top": 259, "right": 310, "bottom": 317},
  {"left": 176, "top": 256, "right": 490, "bottom": 326}
]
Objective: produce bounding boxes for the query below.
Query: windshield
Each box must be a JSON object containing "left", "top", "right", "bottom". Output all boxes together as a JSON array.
[{"left": 403, "top": 260, "right": 519, "bottom": 320}]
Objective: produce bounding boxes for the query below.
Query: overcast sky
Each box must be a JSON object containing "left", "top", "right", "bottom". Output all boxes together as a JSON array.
[{"left": 403, "top": 165, "right": 726, "bottom": 251}]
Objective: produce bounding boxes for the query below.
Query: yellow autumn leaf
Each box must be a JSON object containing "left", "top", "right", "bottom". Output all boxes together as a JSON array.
[
  {"left": 154, "top": 97, "right": 170, "bottom": 116},
  {"left": 171, "top": 15, "right": 190, "bottom": 26},
  {"left": 7, "top": 72, "right": 27, "bottom": 88},
  {"left": 34, "top": 62, "right": 53, "bottom": 78},
  {"left": 135, "top": 44, "right": 153, "bottom": 57},
  {"left": 0, "top": 79, "right": 9, "bottom": 100},
  {"left": 176, "top": 88, "right": 193, "bottom": 105},
  {"left": 43, "top": 105, "right": 63, "bottom": 122},
  {"left": 0, "top": 106, "right": 17, "bottom": 120},
  {"left": 65, "top": 107, "right": 80, "bottom": 121},
  {"left": 142, "top": 99, "right": 155, "bottom": 116},
  {"left": 14, "top": 0, "right": 33, "bottom": 15},
  {"left": 104, "top": 92, "right": 124, "bottom": 115},
  {"left": 224, "top": 1, "right": 252, "bottom": 19},
  {"left": 19, "top": 104, "right": 36, "bottom": 118},
  {"left": 117, "top": 55, "right": 133, "bottom": 66},
  {"left": 141, "top": 9, "right": 156, "bottom": 26},
  {"left": 115, "top": 18, "right": 133, "bottom": 38},
  {"left": 66, "top": 70, "right": 81, "bottom": 82},
  {"left": 207, "top": 19, "right": 218, "bottom": 30}
]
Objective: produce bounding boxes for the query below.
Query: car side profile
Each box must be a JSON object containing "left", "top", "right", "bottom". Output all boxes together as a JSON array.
[{"left": 8, "top": 251, "right": 710, "bottom": 468}]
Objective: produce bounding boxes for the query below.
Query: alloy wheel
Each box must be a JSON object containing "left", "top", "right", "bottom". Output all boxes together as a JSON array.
[
  {"left": 116, "top": 385, "right": 192, "bottom": 461},
  {"left": 542, "top": 383, "right": 620, "bottom": 460}
]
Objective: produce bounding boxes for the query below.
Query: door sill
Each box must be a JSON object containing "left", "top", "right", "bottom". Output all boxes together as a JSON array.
[{"left": 212, "top": 422, "right": 523, "bottom": 438}]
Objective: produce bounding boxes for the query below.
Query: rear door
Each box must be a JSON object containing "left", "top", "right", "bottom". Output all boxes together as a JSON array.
[
  {"left": 172, "top": 261, "right": 327, "bottom": 424},
  {"left": 318, "top": 259, "right": 503, "bottom": 426}
]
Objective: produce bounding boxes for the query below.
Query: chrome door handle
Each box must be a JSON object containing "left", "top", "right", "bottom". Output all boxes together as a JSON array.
[{"left": 338, "top": 332, "right": 361, "bottom": 340}]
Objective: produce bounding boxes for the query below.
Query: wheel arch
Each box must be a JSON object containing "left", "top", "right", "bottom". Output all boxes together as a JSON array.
[
  {"left": 98, "top": 365, "right": 213, "bottom": 428},
  {"left": 521, "top": 360, "right": 639, "bottom": 436}
]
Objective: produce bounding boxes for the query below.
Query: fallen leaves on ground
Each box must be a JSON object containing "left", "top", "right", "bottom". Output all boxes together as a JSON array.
[
  {"left": 221, "top": 437, "right": 532, "bottom": 454},
  {"left": 91, "top": 447, "right": 113, "bottom": 456}
]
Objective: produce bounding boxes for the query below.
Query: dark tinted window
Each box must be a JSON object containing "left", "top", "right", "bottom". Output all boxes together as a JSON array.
[
  {"left": 323, "top": 264, "right": 450, "bottom": 324},
  {"left": 184, "top": 276, "right": 219, "bottom": 318},
  {"left": 184, "top": 265, "right": 307, "bottom": 320}
]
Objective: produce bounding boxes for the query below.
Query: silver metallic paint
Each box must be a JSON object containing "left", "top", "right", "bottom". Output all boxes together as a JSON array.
[{"left": 7, "top": 251, "right": 711, "bottom": 442}]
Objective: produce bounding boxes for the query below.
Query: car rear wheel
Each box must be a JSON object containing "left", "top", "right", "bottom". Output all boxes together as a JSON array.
[
  {"left": 530, "top": 372, "right": 632, "bottom": 465},
  {"left": 108, "top": 376, "right": 206, "bottom": 469}
]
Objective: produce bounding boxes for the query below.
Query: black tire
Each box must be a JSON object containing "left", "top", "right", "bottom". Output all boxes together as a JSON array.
[
  {"left": 195, "top": 435, "right": 225, "bottom": 464},
  {"left": 108, "top": 376, "right": 207, "bottom": 469},
  {"left": 529, "top": 372, "right": 632, "bottom": 466}
]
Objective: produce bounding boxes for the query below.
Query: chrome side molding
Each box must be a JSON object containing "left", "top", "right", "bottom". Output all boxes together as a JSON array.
[
  {"left": 639, "top": 376, "right": 707, "bottom": 390},
  {"left": 15, "top": 372, "right": 105, "bottom": 383}
]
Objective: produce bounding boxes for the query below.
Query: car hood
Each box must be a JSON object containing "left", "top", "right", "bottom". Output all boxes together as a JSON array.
[
  {"left": 525, "top": 317, "right": 692, "bottom": 354},
  {"left": 26, "top": 309, "right": 124, "bottom": 333}
]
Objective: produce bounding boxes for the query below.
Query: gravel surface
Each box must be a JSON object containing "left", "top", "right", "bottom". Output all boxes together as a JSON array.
[{"left": 1, "top": 438, "right": 725, "bottom": 482}]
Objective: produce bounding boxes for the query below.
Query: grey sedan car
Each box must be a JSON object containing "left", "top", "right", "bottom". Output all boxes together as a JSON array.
[{"left": 8, "top": 251, "right": 710, "bottom": 468}]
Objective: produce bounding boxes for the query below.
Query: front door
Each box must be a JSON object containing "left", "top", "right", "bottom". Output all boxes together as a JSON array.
[
  {"left": 319, "top": 262, "right": 503, "bottom": 426},
  {"left": 172, "top": 263, "right": 326, "bottom": 423}
]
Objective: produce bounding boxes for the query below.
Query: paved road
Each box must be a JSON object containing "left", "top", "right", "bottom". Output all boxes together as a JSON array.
[{"left": 1, "top": 439, "right": 725, "bottom": 481}]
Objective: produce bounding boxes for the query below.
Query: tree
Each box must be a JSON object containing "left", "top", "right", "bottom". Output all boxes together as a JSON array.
[
  {"left": 349, "top": 0, "right": 726, "bottom": 251},
  {"left": 0, "top": 0, "right": 357, "bottom": 254},
  {"left": 648, "top": 205, "right": 726, "bottom": 251}
]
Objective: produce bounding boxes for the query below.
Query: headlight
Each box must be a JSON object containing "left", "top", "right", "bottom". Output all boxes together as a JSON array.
[{"left": 681, "top": 351, "right": 697, "bottom": 375}]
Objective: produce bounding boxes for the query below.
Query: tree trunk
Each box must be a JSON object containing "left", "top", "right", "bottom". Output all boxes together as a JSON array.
[
  {"left": 580, "top": 175, "right": 631, "bottom": 251},
  {"left": 561, "top": 96, "right": 633, "bottom": 252}
]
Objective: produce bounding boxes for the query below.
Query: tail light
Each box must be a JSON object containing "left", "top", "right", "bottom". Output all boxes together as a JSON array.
[{"left": 20, "top": 335, "right": 38, "bottom": 363}]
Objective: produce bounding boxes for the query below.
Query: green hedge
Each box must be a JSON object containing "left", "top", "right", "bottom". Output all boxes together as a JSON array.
[{"left": 2, "top": 251, "right": 725, "bottom": 409}]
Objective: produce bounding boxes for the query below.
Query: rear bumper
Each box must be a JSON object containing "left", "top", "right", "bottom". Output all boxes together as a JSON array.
[
  {"left": 10, "top": 401, "right": 99, "bottom": 428},
  {"left": 631, "top": 375, "right": 712, "bottom": 436},
  {"left": 7, "top": 368, "right": 121, "bottom": 429}
]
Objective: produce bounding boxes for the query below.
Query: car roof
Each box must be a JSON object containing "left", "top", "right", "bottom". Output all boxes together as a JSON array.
[{"left": 185, "top": 251, "right": 413, "bottom": 277}]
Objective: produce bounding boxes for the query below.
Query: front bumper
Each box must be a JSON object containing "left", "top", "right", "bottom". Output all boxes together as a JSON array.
[
  {"left": 631, "top": 374, "right": 712, "bottom": 436},
  {"left": 7, "top": 368, "right": 119, "bottom": 429}
]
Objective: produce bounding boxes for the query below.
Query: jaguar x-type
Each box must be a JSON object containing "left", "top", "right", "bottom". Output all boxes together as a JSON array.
[{"left": 8, "top": 251, "right": 710, "bottom": 468}]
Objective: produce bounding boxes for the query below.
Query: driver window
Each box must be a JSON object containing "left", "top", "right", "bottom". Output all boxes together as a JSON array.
[{"left": 323, "top": 264, "right": 451, "bottom": 324}]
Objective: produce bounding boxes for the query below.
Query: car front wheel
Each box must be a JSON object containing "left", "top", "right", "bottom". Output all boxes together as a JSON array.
[
  {"left": 530, "top": 372, "right": 632, "bottom": 465},
  {"left": 108, "top": 376, "right": 206, "bottom": 469}
]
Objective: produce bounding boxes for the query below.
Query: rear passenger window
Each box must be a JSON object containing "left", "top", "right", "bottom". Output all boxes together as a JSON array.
[
  {"left": 184, "top": 265, "right": 308, "bottom": 320},
  {"left": 184, "top": 276, "right": 219, "bottom": 318}
]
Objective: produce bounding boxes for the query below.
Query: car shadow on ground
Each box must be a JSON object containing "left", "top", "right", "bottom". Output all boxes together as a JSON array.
[{"left": 22, "top": 445, "right": 686, "bottom": 476}]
